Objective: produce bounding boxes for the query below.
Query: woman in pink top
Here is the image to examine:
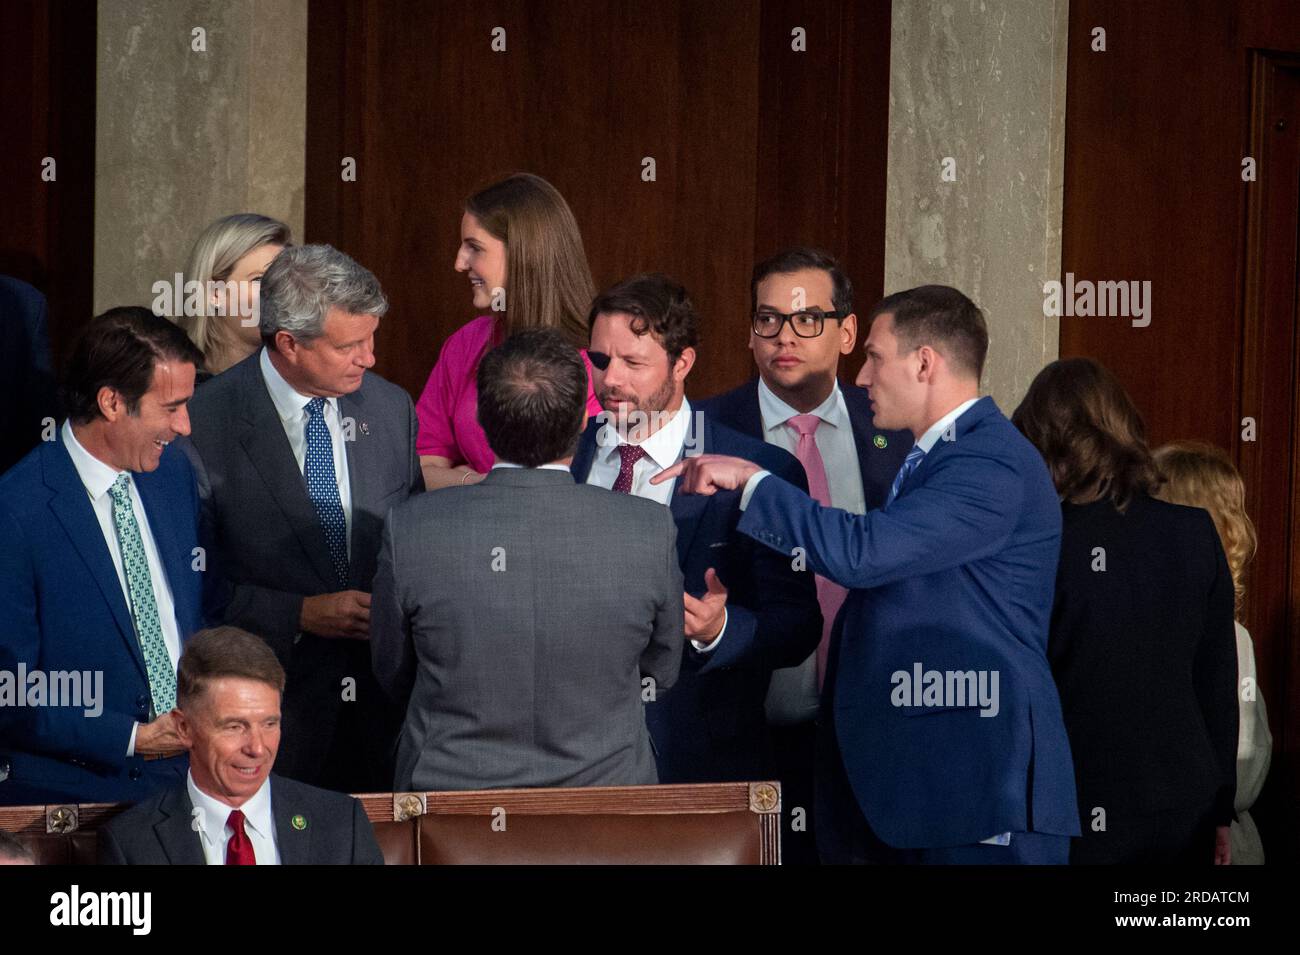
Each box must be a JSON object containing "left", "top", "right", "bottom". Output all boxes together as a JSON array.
[{"left": 416, "top": 173, "right": 603, "bottom": 488}]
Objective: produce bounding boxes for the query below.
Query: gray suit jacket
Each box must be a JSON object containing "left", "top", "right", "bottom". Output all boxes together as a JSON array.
[
  {"left": 97, "top": 774, "right": 384, "bottom": 865},
  {"left": 181, "top": 351, "right": 424, "bottom": 790},
  {"left": 372, "top": 466, "right": 684, "bottom": 791}
]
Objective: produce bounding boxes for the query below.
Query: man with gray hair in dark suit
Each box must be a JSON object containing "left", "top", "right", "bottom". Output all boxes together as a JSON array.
[
  {"left": 372, "top": 329, "right": 684, "bottom": 791},
  {"left": 181, "top": 244, "right": 423, "bottom": 794}
]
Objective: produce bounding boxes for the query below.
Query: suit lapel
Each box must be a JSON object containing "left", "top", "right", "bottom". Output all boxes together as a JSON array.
[
  {"left": 154, "top": 785, "right": 205, "bottom": 865},
  {"left": 238, "top": 364, "right": 337, "bottom": 588},
  {"left": 135, "top": 465, "right": 194, "bottom": 637},
  {"left": 338, "top": 389, "right": 367, "bottom": 586},
  {"left": 43, "top": 438, "right": 147, "bottom": 680},
  {"left": 271, "top": 777, "right": 312, "bottom": 864},
  {"left": 737, "top": 381, "right": 764, "bottom": 440},
  {"left": 667, "top": 412, "right": 710, "bottom": 567},
  {"left": 570, "top": 420, "right": 599, "bottom": 483}
]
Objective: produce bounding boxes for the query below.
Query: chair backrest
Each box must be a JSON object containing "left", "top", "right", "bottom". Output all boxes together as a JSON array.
[{"left": 1, "top": 781, "right": 782, "bottom": 865}]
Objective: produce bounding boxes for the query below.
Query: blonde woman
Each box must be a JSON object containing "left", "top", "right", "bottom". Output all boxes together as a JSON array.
[
  {"left": 178, "top": 213, "right": 292, "bottom": 380},
  {"left": 1154, "top": 441, "right": 1270, "bottom": 864},
  {"left": 415, "top": 173, "right": 603, "bottom": 490}
]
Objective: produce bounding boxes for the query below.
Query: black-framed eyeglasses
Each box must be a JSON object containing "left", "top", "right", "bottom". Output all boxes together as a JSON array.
[{"left": 751, "top": 309, "right": 845, "bottom": 339}]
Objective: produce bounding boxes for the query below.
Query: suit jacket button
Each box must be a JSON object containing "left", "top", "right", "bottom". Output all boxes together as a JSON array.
[{"left": 129, "top": 767, "right": 142, "bottom": 780}]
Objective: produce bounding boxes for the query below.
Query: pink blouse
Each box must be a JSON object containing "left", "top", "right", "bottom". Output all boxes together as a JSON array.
[{"left": 415, "top": 314, "right": 604, "bottom": 473}]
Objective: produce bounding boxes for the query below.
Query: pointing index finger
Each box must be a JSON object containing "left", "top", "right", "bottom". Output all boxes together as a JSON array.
[{"left": 650, "top": 460, "right": 685, "bottom": 485}]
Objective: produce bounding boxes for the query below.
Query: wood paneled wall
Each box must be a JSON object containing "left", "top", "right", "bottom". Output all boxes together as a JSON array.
[
  {"left": 0, "top": 0, "right": 96, "bottom": 367},
  {"left": 305, "top": 0, "right": 892, "bottom": 402},
  {"left": 1061, "top": 0, "right": 1300, "bottom": 860}
]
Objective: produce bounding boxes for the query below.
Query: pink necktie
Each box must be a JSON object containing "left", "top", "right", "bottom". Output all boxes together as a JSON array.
[{"left": 786, "top": 415, "right": 848, "bottom": 690}]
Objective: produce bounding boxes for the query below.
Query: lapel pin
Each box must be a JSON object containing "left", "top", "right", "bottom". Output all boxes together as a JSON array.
[
  {"left": 360, "top": 422, "right": 370, "bottom": 436},
  {"left": 873, "top": 435, "right": 888, "bottom": 449},
  {"left": 291, "top": 814, "right": 307, "bottom": 831}
]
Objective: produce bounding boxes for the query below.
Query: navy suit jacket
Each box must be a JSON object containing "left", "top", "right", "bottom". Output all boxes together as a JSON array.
[
  {"left": 0, "top": 432, "right": 203, "bottom": 805},
  {"left": 738, "top": 397, "right": 1080, "bottom": 847},
  {"left": 571, "top": 412, "right": 822, "bottom": 783},
  {"left": 701, "top": 378, "right": 911, "bottom": 512}
]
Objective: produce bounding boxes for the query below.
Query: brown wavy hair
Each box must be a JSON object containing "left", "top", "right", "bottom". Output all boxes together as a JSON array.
[
  {"left": 465, "top": 173, "right": 594, "bottom": 349},
  {"left": 1012, "top": 357, "right": 1162, "bottom": 511},
  {"left": 1152, "top": 441, "right": 1257, "bottom": 614}
]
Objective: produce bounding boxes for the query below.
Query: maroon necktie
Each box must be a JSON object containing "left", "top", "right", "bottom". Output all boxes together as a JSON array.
[
  {"left": 612, "top": 443, "right": 647, "bottom": 494},
  {"left": 226, "top": 809, "right": 256, "bottom": 865}
]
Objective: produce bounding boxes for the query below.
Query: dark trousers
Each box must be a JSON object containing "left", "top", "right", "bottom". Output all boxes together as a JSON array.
[
  {"left": 813, "top": 713, "right": 1069, "bottom": 865},
  {"left": 1069, "top": 801, "right": 1218, "bottom": 864},
  {"left": 769, "top": 721, "right": 819, "bottom": 865}
]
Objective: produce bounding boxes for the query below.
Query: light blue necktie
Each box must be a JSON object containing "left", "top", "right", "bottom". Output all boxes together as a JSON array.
[
  {"left": 304, "top": 397, "right": 349, "bottom": 587},
  {"left": 885, "top": 444, "right": 926, "bottom": 507},
  {"left": 108, "top": 473, "right": 176, "bottom": 716}
]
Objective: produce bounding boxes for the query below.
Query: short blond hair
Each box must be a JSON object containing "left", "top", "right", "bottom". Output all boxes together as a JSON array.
[{"left": 1152, "top": 441, "right": 1257, "bottom": 614}]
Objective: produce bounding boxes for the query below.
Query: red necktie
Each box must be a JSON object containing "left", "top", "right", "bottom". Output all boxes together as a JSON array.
[
  {"left": 226, "top": 809, "right": 256, "bottom": 865},
  {"left": 786, "top": 414, "right": 848, "bottom": 690},
  {"left": 612, "top": 443, "right": 647, "bottom": 494}
]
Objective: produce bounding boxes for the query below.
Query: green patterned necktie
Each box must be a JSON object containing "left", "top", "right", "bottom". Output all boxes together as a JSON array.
[{"left": 108, "top": 473, "right": 176, "bottom": 717}]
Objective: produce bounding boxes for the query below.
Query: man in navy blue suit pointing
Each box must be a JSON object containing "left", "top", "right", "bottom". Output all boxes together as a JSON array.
[{"left": 656, "top": 285, "right": 1079, "bottom": 864}]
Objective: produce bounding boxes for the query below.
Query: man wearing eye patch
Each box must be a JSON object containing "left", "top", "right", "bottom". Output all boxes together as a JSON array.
[{"left": 572, "top": 273, "right": 822, "bottom": 788}]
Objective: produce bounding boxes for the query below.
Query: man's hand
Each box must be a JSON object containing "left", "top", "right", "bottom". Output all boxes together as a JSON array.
[
  {"left": 135, "top": 711, "right": 185, "bottom": 757},
  {"left": 301, "top": 590, "right": 371, "bottom": 639},
  {"left": 652, "top": 454, "right": 761, "bottom": 495},
  {"left": 684, "top": 568, "right": 728, "bottom": 645},
  {"left": 1213, "top": 825, "right": 1231, "bottom": 865}
]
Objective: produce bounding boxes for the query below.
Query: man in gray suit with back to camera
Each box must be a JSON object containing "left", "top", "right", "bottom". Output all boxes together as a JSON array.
[
  {"left": 372, "top": 328, "right": 684, "bottom": 791},
  {"left": 182, "top": 244, "right": 423, "bottom": 794}
]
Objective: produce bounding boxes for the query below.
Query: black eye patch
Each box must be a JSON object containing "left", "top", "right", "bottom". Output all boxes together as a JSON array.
[{"left": 588, "top": 351, "right": 610, "bottom": 371}]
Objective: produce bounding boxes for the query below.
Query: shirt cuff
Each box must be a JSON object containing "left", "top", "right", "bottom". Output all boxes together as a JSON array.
[
  {"left": 127, "top": 722, "right": 139, "bottom": 758},
  {"left": 739, "top": 471, "right": 771, "bottom": 511},
  {"left": 690, "top": 607, "right": 728, "bottom": 653}
]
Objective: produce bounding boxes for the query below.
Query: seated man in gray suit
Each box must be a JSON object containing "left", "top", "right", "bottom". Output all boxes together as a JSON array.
[
  {"left": 372, "top": 329, "right": 685, "bottom": 790},
  {"left": 182, "top": 244, "right": 424, "bottom": 793},
  {"left": 99, "top": 627, "right": 384, "bottom": 865}
]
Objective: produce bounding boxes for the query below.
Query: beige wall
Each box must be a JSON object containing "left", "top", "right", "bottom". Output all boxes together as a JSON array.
[
  {"left": 94, "top": 0, "right": 306, "bottom": 313},
  {"left": 884, "top": 0, "right": 1069, "bottom": 412}
]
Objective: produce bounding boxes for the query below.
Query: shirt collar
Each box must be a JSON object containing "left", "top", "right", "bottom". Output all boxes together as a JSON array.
[
  {"left": 915, "top": 397, "right": 982, "bottom": 455},
  {"left": 187, "top": 771, "right": 275, "bottom": 846},
  {"left": 491, "top": 462, "right": 572, "bottom": 472},
  {"left": 596, "top": 397, "right": 694, "bottom": 472},
  {"left": 757, "top": 378, "right": 848, "bottom": 435},
  {"left": 61, "top": 419, "right": 123, "bottom": 501},
  {"left": 259, "top": 347, "right": 337, "bottom": 423}
]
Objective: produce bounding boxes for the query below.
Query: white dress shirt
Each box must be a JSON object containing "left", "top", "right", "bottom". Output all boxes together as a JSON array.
[
  {"left": 259, "top": 347, "right": 353, "bottom": 557},
  {"left": 187, "top": 772, "right": 281, "bottom": 865},
  {"left": 62, "top": 421, "right": 181, "bottom": 756},
  {"left": 585, "top": 398, "right": 725, "bottom": 650},
  {"left": 757, "top": 379, "right": 867, "bottom": 514}
]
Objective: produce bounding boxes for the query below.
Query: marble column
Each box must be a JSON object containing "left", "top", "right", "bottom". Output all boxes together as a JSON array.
[
  {"left": 94, "top": 0, "right": 306, "bottom": 313},
  {"left": 884, "top": 0, "right": 1069, "bottom": 411}
]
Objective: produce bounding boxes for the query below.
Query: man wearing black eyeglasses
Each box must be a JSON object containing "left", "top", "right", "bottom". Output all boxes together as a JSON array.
[{"left": 701, "top": 247, "right": 908, "bottom": 864}]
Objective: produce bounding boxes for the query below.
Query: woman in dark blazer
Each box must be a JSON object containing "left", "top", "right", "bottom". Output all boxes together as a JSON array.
[{"left": 1013, "top": 358, "right": 1237, "bottom": 864}]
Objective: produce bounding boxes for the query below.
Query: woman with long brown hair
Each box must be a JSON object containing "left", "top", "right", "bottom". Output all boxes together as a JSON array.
[
  {"left": 1013, "top": 358, "right": 1238, "bottom": 865},
  {"left": 415, "top": 173, "right": 603, "bottom": 489}
]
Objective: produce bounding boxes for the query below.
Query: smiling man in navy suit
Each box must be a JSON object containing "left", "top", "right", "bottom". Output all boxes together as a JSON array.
[
  {"left": 658, "top": 285, "right": 1079, "bottom": 864},
  {"left": 571, "top": 273, "right": 821, "bottom": 785},
  {"left": 702, "top": 248, "right": 909, "bottom": 863},
  {"left": 0, "top": 308, "right": 205, "bottom": 805}
]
